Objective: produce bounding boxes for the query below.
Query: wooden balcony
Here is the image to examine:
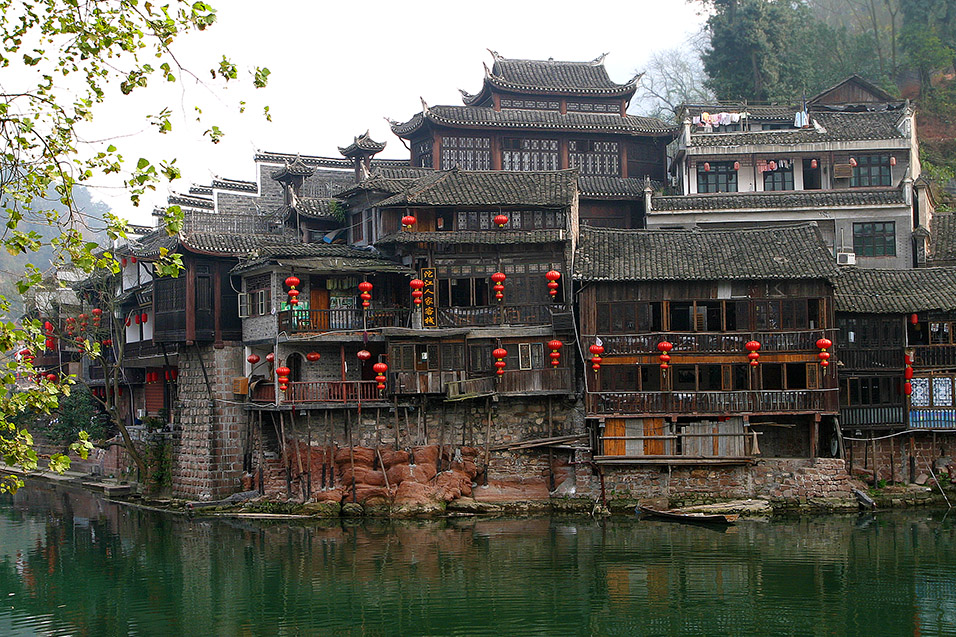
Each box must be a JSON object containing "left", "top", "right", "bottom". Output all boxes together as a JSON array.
[
  {"left": 909, "top": 408, "right": 956, "bottom": 429},
  {"left": 496, "top": 367, "right": 573, "bottom": 395},
  {"left": 588, "top": 388, "right": 838, "bottom": 416},
  {"left": 124, "top": 340, "right": 177, "bottom": 360},
  {"left": 250, "top": 380, "right": 384, "bottom": 405},
  {"left": 437, "top": 303, "right": 568, "bottom": 328},
  {"left": 277, "top": 308, "right": 411, "bottom": 333},
  {"left": 911, "top": 345, "right": 956, "bottom": 368},
  {"left": 590, "top": 328, "right": 837, "bottom": 356},
  {"left": 840, "top": 405, "right": 905, "bottom": 428},
  {"left": 446, "top": 376, "right": 496, "bottom": 401}
]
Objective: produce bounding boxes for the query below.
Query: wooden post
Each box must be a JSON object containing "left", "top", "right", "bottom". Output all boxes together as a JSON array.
[
  {"left": 909, "top": 433, "right": 916, "bottom": 483},
  {"left": 306, "top": 411, "right": 312, "bottom": 500},
  {"left": 257, "top": 410, "right": 264, "bottom": 495},
  {"left": 279, "top": 412, "right": 291, "bottom": 498},
  {"left": 393, "top": 395, "right": 400, "bottom": 451},
  {"left": 484, "top": 396, "right": 492, "bottom": 486},
  {"left": 890, "top": 433, "right": 896, "bottom": 484},
  {"left": 347, "top": 408, "right": 356, "bottom": 503},
  {"left": 289, "top": 410, "right": 305, "bottom": 501},
  {"left": 871, "top": 432, "right": 879, "bottom": 486},
  {"left": 810, "top": 415, "right": 819, "bottom": 458},
  {"left": 547, "top": 396, "right": 555, "bottom": 493}
]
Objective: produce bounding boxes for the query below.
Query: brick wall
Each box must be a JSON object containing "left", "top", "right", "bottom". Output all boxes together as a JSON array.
[{"left": 171, "top": 344, "right": 248, "bottom": 500}]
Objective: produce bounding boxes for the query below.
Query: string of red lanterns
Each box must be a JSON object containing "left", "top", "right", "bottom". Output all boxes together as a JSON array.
[
  {"left": 276, "top": 364, "right": 291, "bottom": 392},
  {"left": 410, "top": 278, "right": 424, "bottom": 305},
  {"left": 545, "top": 270, "right": 561, "bottom": 298},
  {"left": 657, "top": 341, "right": 673, "bottom": 369},
  {"left": 359, "top": 281, "right": 373, "bottom": 309},
  {"left": 904, "top": 353, "right": 913, "bottom": 396},
  {"left": 491, "top": 272, "right": 506, "bottom": 301},
  {"left": 816, "top": 337, "right": 832, "bottom": 368},
  {"left": 745, "top": 340, "right": 761, "bottom": 366},
  {"left": 285, "top": 275, "right": 301, "bottom": 307},
  {"left": 373, "top": 362, "right": 388, "bottom": 390},
  {"left": 493, "top": 347, "right": 508, "bottom": 376},
  {"left": 589, "top": 344, "right": 604, "bottom": 371},
  {"left": 548, "top": 340, "right": 562, "bottom": 367}
]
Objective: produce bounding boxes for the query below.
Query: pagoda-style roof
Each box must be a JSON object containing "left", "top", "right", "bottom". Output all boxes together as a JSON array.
[
  {"left": 460, "top": 51, "right": 641, "bottom": 106},
  {"left": 338, "top": 131, "right": 387, "bottom": 158},
  {"left": 272, "top": 155, "right": 316, "bottom": 182},
  {"left": 374, "top": 168, "right": 577, "bottom": 208},
  {"left": 390, "top": 104, "right": 673, "bottom": 139},
  {"left": 833, "top": 266, "right": 956, "bottom": 314},
  {"left": 574, "top": 224, "right": 836, "bottom": 282},
  {"left": 930, "top": 213, "right": 956, "bottom": 266}
]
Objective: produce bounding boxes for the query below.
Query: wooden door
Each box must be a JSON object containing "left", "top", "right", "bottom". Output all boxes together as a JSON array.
[
  {"left": 643, "top": 418, "right": 666, "bottom": 456},
  {"left": 604, "top": 418, "right": 626, "bottom": 456},
  {"left": 311, "top": 287, "right": 330, "bottom": 330}
]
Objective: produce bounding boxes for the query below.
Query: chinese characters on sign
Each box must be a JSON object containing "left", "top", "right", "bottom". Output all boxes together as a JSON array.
[{"left": 422, "top": 268, "right": 436, "bottom": 327}]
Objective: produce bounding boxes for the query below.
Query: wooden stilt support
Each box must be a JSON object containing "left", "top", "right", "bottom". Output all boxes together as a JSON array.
[
  {"left": 279, "top": 412, "right": 291, "bottom": 498},
  {"left": 871, "top": 432, "right": 878, "bottom": 486},
  {"left": 484, "top": 397, "right": 492, "bottom": 486},
  {"left": 257, "top": 410, "right": 264, "bottom": 495},
  {"left": 910, "top": 433, "right": 916, "bottom": 483},
  {"left": 346, "top": 408, "right": 356, "bottom": 503},
  {"left": 547, "top": 396, "right": 555, "bottom": 493}
]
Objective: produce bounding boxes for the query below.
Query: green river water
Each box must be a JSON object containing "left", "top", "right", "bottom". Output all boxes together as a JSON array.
[{"left": 1, "top": 480, "right": 955, "bottom": 636}]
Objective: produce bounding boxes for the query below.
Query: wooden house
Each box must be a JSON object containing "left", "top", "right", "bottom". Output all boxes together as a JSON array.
[
  {"left": 340, "top": 167, "right": 578, "bottom": 398},
  {"left": 388, "top": 52, "right": 674, "bottom": 229},
  {"left": 834, "top": 267, "right": 956, "bottom": 431},
  {"left": 575, "top": 224, "right": 840, "bottom": 464}
]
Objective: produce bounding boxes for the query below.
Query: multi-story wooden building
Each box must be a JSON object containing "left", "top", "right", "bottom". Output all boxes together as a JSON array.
[
  {"left": 575, "top": 224, "right": 840, "bottom": 464},
  {"left": 389, "top": 52, "right": 673, "bottom": 229}
]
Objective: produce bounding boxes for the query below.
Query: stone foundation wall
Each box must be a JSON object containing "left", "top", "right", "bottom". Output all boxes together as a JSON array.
[
  {"left": 171, "top": 344, "right": 247, "bottom": 500},
  {"left": 846, "top": 431, "right": 956, "bottom": 483},
  {"left": 586, "top": 457, "right": 854, "bottom": 510}
]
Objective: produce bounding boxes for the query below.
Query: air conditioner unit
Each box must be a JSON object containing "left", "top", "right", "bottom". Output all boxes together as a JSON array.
[{"left": 836, "top": 251, "right": 857, "bottom": 265}]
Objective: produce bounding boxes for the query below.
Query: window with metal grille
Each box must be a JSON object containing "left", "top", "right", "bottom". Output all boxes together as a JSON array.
[
  {"left": 763, "top": 163, "right": 794, "bottom": 191},
  {"left": 853, "top": 221, "right": 896, "bottom": 256},
  {"left": 696, "top": 162, "right": 737, "bottom": 193},
  {"left": 569, "top": 140, "right": 620, "bottom": 176},
  {"left": 440, "top": 136, "right": 491, "bottom": 170},
  {"left": 851, "top": 154, "right": 891, "bottom": 187},
  {"left": 501, "top": 138, "right": 558, "bottom": 171}
]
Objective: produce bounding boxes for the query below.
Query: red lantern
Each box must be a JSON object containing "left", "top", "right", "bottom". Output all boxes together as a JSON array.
[
  {"left": 904, "top": 381, "right": 913, "bottom": 396},
  {"left": 890, "top": 156, "right": 897, "bottom": 166},
  {"left": 92, "top": 308, "right": 102, "bottom": 317},
  {"left": 849, "top": 157, "right": 857, "bottom": 167},
  {"left": 810, "top": 159, "right": 818, "bottom": 169},
  {"left": 359, "top": 281, "right": 373, "bottom": 293},
  {"left": 44, "top": 321, "right": 54, "bottom": 333},
  {"left": 141, "top": 313, "right": 148, "bottom": 324},
  {"left": 285, "top": 275, "right": 300, "bottom": 289},
  {"left": 733, "top": 161, "right": 740, "bottom": 171},
  {"left": 904, "top": 367, "right": 913, "bottom": 380},
  {"left": 703, "top": 162, "right": 710, "bottom": 172},
  {"left": 165, "top": 370, "right": 170, "bottom": 381},
  {"left": 548, "top": 339, "right": 562, "bottom": 366},
  {"left": 768, "top": 160, "right": 777, "bottom": 171},
  {"left": 411, "top": 290, "right": 424, "bottom": 303},
  {"left": 360, "top": 290, "right": 372, "bottom": 308},
  {"left": 247, "top": 354, "right": 260, "bottom": 365},
  {"left": 373, "top": 362, "right": 388, "bottom": 375},
  {"left": 401, "top": 215, "right": 417, "bottom": 229},
  {"left": 493, "top": 214, "right": 509, "bottom": 228},
  {"left": 306, "top": 351, "right": 321, "bottom": 362},
  {"left": 46, "top": 373, "right": 57, "bottom": 383},
  {"left": 121, "top": 258, "right": 128, "bottom": 267},
  {"left": 45, "top": 338, "right": 56, "bottom": 350},
  {"left": 134, "top": 314, "right": 141, "bottom": 324},
  {"left": 910, "top": 314, "right": 918, "bottom": 325},
  {"left": 171, "top": 370, "right": 178, "bottom": 381},
  {"left": 276, "top": 366, "right": 291, "bottom": 377},
  {"left": 266, "top": 352, "right": 275, "bottom": 363},
  {"left": 131, "top": 256, "right": 137, "bottom": 264},
  {"left": 745, "top": 340, "right": 761, "bottom": 367},
  {"left": 357, "top": 350, "right": 371, "bottom": 361},
  {"left": 591, "top": 356, "right": 602, "bottom": 371},
  {"left": 815, "top": 338, "right": 832, "bottom": 350},
  {"left": 657, "top": 341, "right": 673, "bottom": 369}
]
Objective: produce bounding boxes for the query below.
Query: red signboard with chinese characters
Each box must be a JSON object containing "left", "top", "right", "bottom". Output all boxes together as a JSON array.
[{"left": 421, "top": 268, "right": 437, "bottom": 327}]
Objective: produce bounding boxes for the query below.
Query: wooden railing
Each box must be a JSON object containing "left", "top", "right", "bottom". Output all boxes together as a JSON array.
[
  {"left": 250, "top": 380, "right": 383, "bottom": 404},
  {"left": 496, "top": 368, "right": 573, "bottom": 395},
  {"left": 911, "top": 345, "right": 956, "bottom": 368},
  {"left": 836, "top": 348, "right": 901, "bottom": 371},
  {"left": 277, "top": 308, "right": 411, "bottom": 333},
  {"left": 588, "top": 389, "right": 838, "bottom": 415},
  {"left": 123, "top": 340, "right": 177, "bottom": 359},
  {"left": 446, "top": 376, "right": 496, "bottom": 400},
  {"left": 909, "top": 409, "right": 956, "bottom": 429},
  {"left": 589, "top": 328, "right": 838, "bottom": 356},
  {"left": 437, "top": 303, "right": 568, "bottom": 328},
  {"left": 840, "top": 405, "right": 905, "bottom": 427}
]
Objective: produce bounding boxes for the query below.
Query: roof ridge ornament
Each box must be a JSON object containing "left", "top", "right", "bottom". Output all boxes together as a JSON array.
[
  {"left": 626, "top": 71, "right": 645, "bottom": 86},
  {"left": 482, "top": 61, "right": 493, "bottom": 78},
  {"left": 590, "top": 52, "right": 609, "bottom": 66},
  {"left": 420, "top": 97, "right": 430, "bottom": 114},
  {"left": 487, "top": 48, "right": 504, "bottom": 63}
]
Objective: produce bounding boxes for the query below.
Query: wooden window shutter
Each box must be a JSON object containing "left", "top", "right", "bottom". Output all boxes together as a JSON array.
[
  {"left": 238, "top": 293, "right": 249, "bottom": 318},
  {"left": 806, "top": 363, "right": 819, "bottom": 389},
  {"left": 721, "top": 365, "right": 733, "bottom": 391}
]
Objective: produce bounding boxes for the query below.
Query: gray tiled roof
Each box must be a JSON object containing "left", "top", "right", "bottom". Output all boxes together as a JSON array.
[
  {"left": 683, "top": 104, "right": 798, "bottom": 121},
  {"left": 574, "top": 224, "right": 836, "bottom": 281},
  {"left": 391, "top": 105, "right": 674, "bottom": 137},
  {"left": 930, "top": 213, "right": 956, "bottom": 265},
  {"left": 293, "top": 198, "right": 343, "bottom": 219},
  {"left": 652, "top": 187, "right": 907, "bottom": 212},
  {"left": 833, "top": 267, "right": 956, "bottom": 313},
  {"left": 377, "top": 229, "right": 564, "bottom": 246},
  {"left": 578, "top": 176, "right": 664, "bottom": 199},
  {"left": 132, "top": 229, "right": 178, "bottom": 258},
  {"left": 375, "top": 168, "right": 577, "bottom": 208},
  {"left": 689, "top": 110, "right": 905, "bottom": 147}
]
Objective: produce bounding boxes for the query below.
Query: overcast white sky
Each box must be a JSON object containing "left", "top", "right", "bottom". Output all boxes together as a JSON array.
[{"left": 80, "top": 0, "right": 708, "bottom": 223}]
